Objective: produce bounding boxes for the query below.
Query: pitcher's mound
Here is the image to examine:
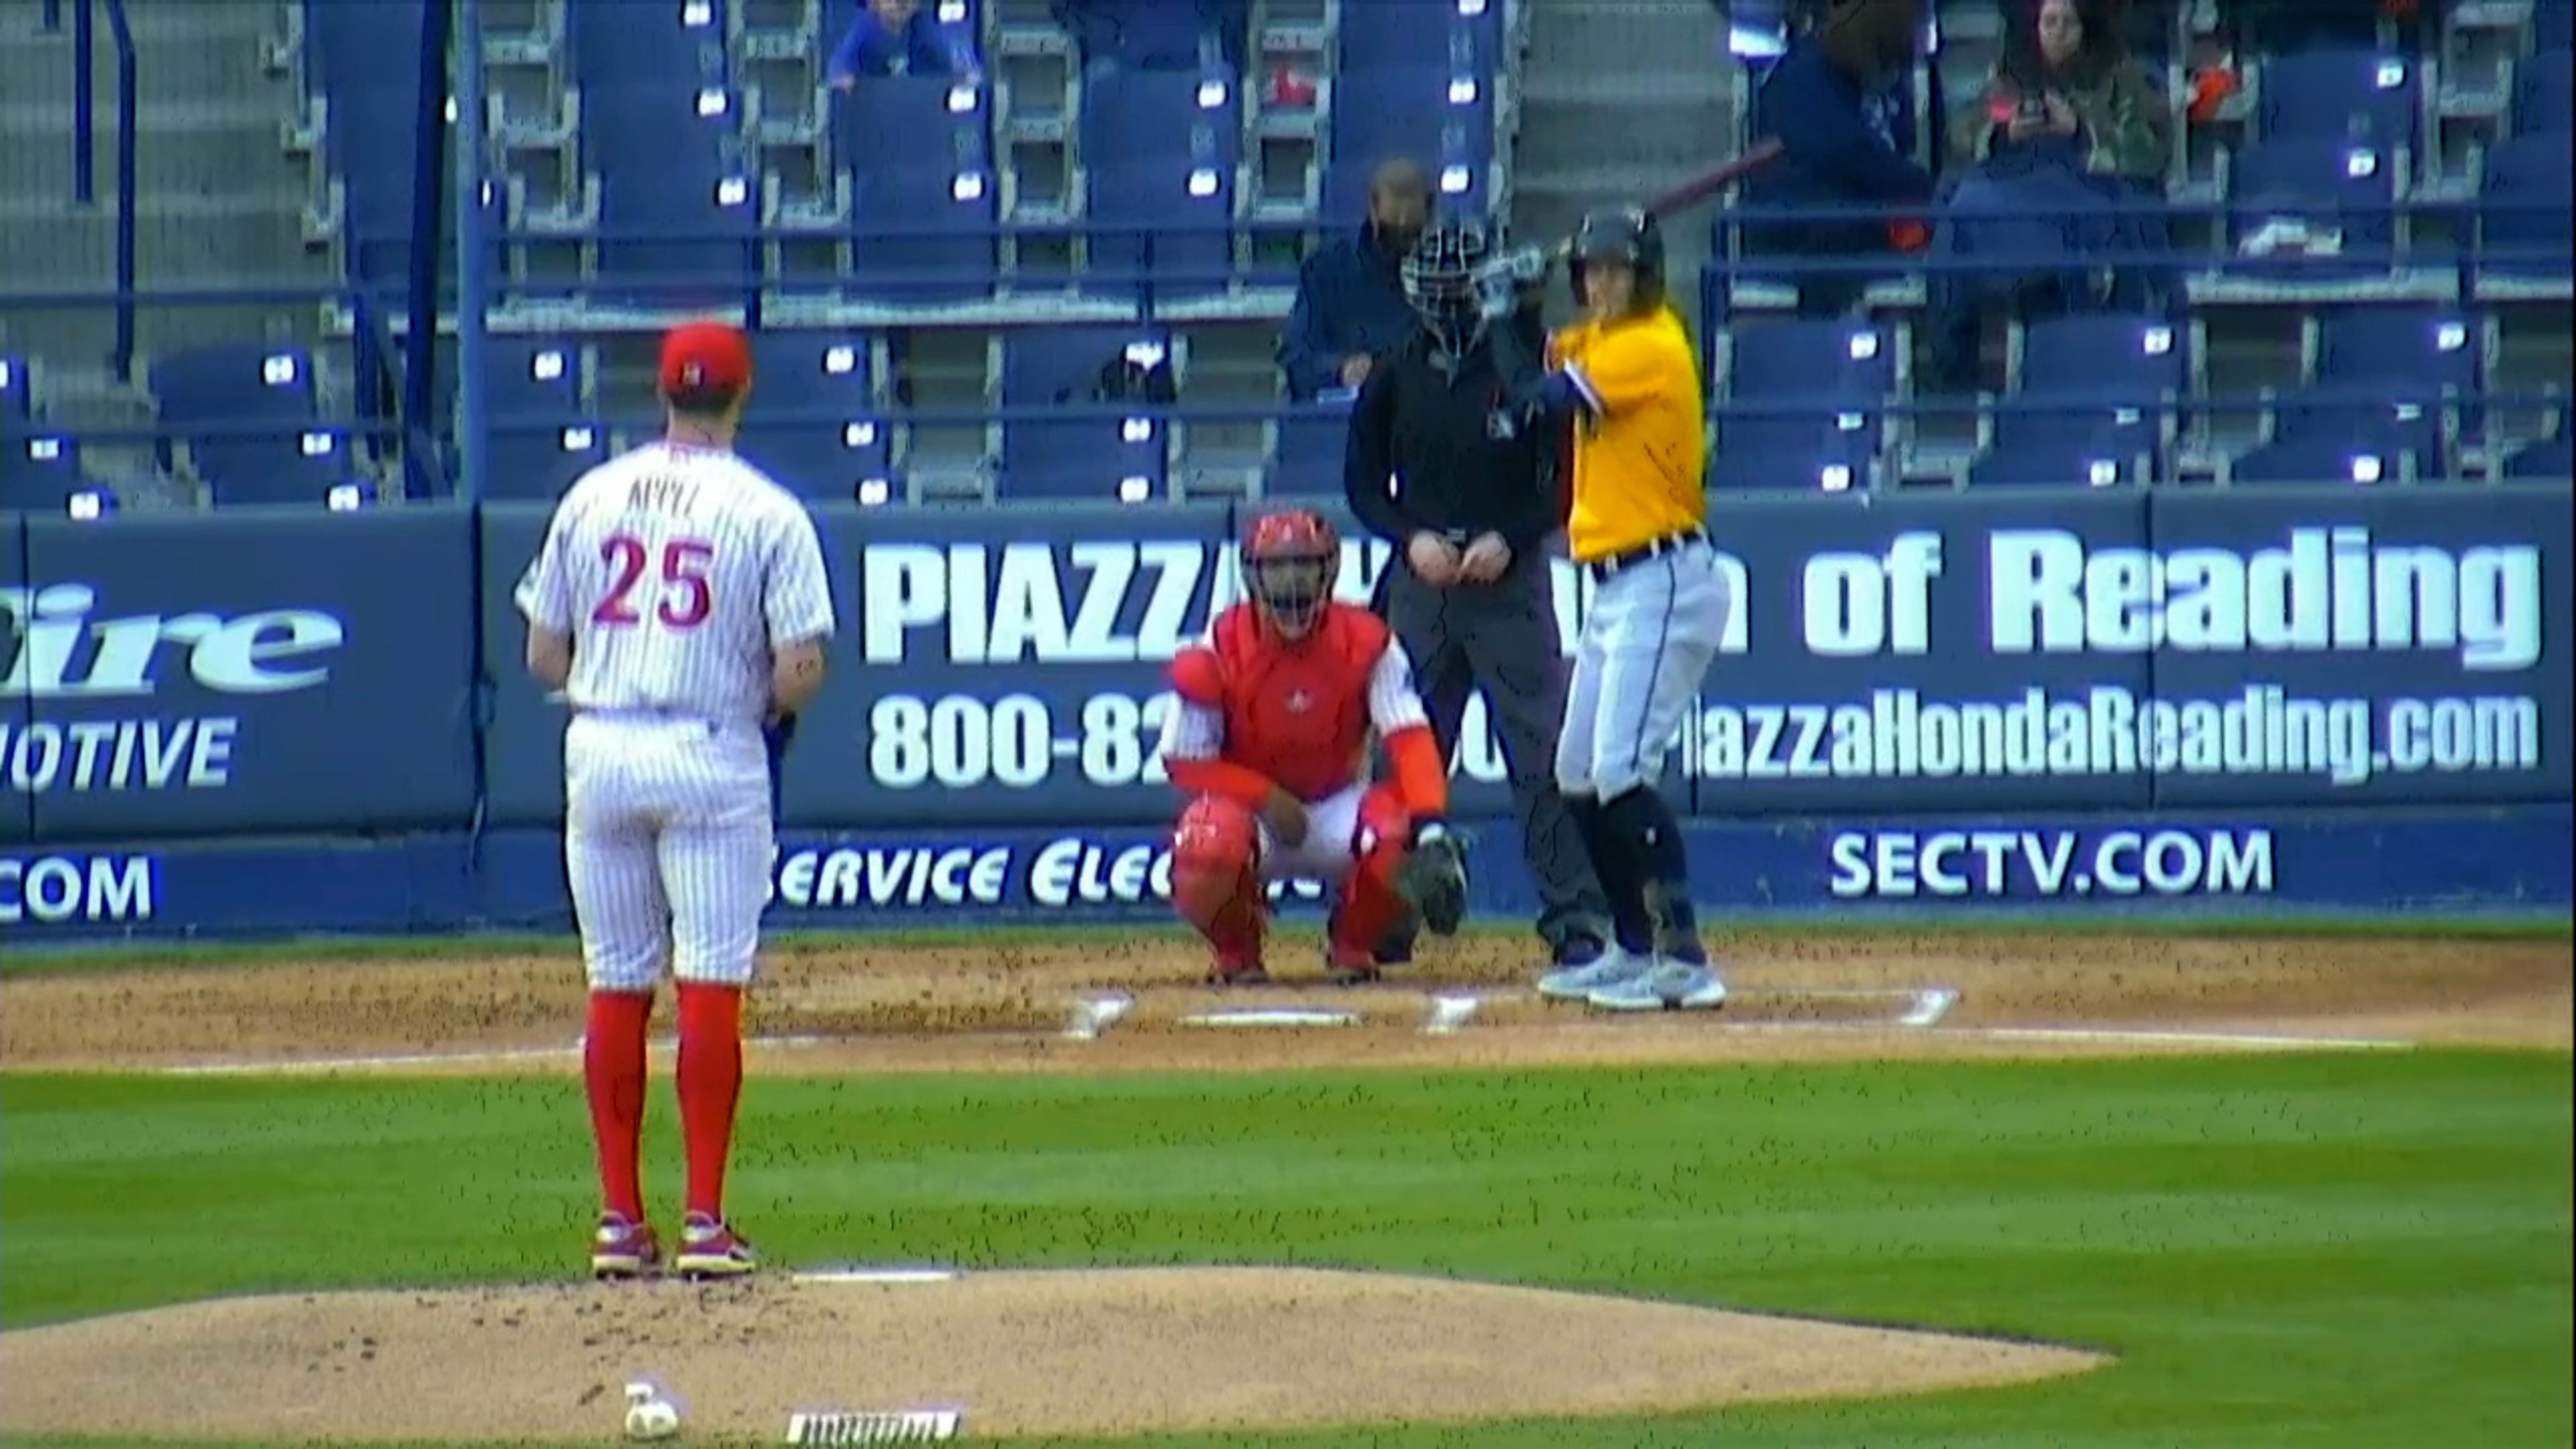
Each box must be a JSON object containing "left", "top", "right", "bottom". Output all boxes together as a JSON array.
[{"left": 0, "top": 1267, "right": 2108, "bottom": 1442}]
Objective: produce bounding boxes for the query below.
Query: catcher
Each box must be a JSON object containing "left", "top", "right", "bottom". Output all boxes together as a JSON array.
[{"left": 1154, "top": 507, "right": 1470, "bottom": 985}]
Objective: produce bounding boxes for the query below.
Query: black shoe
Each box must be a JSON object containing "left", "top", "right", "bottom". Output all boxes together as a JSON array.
[
  {"left": 1550, "top": 934, "right": 1607, "bottom": 969},
  {"left": 1372, "top": 932, "right": 1416, "bottom": 968}
]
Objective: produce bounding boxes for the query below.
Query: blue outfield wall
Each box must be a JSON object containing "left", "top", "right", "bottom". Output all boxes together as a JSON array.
[{"left": 4, "top": 486, "right": 2572, "bottom": 939}]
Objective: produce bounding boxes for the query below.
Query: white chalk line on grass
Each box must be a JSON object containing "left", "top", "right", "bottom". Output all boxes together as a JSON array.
[
  {"left": 162, "top": 1034, "right": 843, "bottom": 1076},
  {"left": 1963, "top": 1026, "right": 2414, "bottom": 1050}
]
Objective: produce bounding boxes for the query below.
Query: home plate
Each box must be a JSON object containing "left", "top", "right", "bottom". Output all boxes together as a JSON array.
[{"left": 1179, "top": 1008, "right": 1360, "bottom": 1029}]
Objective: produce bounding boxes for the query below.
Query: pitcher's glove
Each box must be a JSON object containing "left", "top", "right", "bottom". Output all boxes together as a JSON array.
[{"left": 1396, "top": 819, "right": 1470, "bottom": 937}]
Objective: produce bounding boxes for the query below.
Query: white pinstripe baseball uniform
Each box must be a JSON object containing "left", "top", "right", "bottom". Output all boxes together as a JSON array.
[{"left": 515, "top": 439, "right": 837, "bottom": 992}]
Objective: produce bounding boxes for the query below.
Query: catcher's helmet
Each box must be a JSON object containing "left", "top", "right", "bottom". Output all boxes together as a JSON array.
[
  {"left": 1401, "top": 218, "right": 1494, "bottom": 353},
  {"left": 1569, "top": 205, "right": 1666, "bottom": 311},
  {"left": 1240, "top": 508, "right": 1340, "bottom": 638}
]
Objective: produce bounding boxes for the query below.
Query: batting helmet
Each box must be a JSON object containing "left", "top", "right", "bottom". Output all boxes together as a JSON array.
[
  {"left": 1569, "top": 206, "right": 1666, "bottom": 313},
  {"left": 1240, "top": 508, "right": 1339, "bottom": 639},
  {"left": 1401, "top": 218, "right": 1495, "bottom": 354}
]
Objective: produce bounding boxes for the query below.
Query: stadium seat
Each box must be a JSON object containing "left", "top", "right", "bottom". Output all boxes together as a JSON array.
[
  {"left": 0, "top": 353, "right": 28, "bottom": 435},
  {"left": 0, "top": 435, "right": 95, "bottom": 513},
  {"left": 2310, "top": 304, "right": 2483, "bottom": 441},
  {"left": 732, "top": 331, "right": 895, "bottom": 502},
  {"left": 1078, "top": 65, "right": 1242, "bottom": 170},
  {"left": 2221, "top": 138, "right": 2403, "bottom": 284},
  {"left": 2500, "top": 433, "right": 2574, "bottom": 480},
  {"left": 1997, "top": 313, "right": 2186, "bottom": 467},
  {"left": 834, "top": 77, "right": 999, "bottom": 304},
  {"left": 1965, "top": 439, "right": 2146, "bottom": 488},
  {"left": 1267, "top": 403, "right": 1352, "bottom": 498},
  {"left": 994, "top": 326, "right": 1174, "bottom": 500},
  {"left": 568, "top": 0, "right": 728, "bottom": 92},
  {"left": 2475, "top": 130, "right": 2574, "bottom": 289},
  {"left": 481, "top": 338, "right": 589, "bottom": 422},
  {"left": 2540, "top": 1, "right": 2573, "bottom": 56},
  {"left": 2514, "top": 47, "right": 2572, "bottom": 137},
  {"left": 583, "top": 83, "right": 758, "bottom": 305},
  {"left": 1708, "top": 320, "right": 1894, "bottom": 490},
  {"left": 2255, "top": 47, "right": 2422, "bottom": 156},
  {"left": 2267, "top": 390, "right": 2447, "bottom": 475},
  {"left": 1083, "top": 156, "right": 1236, "bottom": 301},
  {"left": 1327, "top": 64, "right": 1495, "bottom": 182},
  {"left": 304, "top": 0, "right": 436, "bottom": 289},
  {"left": 196, "top": 429, "right": 367, "bottom": 508},
  {"left": 2229, "top": 434, "right": 2405, "bottom": 485},
  {"left": 1067, "top": 0, "right": 1216, "bottom": 70},
  {"left": 1337, "top": 2, "right": 1502, "bottom": 74},
  {"left": 482, "top": 422, "right": 612, "bottom": 501},
  {"left": 149, "top": 343, "right": 322, "bottom": 482}
]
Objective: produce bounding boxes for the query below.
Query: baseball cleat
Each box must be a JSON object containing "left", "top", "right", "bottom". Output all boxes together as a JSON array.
[
  {"left": 1536, "top": 946, "right": 1651, "bottom": 1002},
  {"left": 1325, "top": 952, "right": 1382, "bottom": 987},
  {"left": 674, "top": 1214, "right": 759, "bottom": 1279},
  {"left": 1586, "top": 960, "right": 1729, "bottom": 1013},
  {"left": 590, "top": 1213, "right": 661, "bottom": 1281},
  {"left": 1207, "top": 943, "right": 1268, "bottom": 986},
  {"left": 1397, "top": 833, "right": 1469, "bottom": 936}
]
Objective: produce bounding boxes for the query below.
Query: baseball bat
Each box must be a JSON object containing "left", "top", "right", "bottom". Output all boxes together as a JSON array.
[{"left": 1546, "top": 137, "right": 1787, "bottom": 264}]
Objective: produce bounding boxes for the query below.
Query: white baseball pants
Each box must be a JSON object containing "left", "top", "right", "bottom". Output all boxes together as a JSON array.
[
  {"left": 1555, "top": 539, "right": 1732, "bottom": 800},
  {"left": 563, "top": 712, "right": 774, "bottom": 993}
]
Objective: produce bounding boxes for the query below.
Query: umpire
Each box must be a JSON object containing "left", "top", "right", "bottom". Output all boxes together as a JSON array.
[{"left": 1344, "top": 218, "right": 1612, "bottom": 971}]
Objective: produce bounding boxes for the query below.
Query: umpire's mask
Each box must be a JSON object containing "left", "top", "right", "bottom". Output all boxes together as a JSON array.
[{"left": 1402, "top": 219, "right": 1493, "bottom": 356}]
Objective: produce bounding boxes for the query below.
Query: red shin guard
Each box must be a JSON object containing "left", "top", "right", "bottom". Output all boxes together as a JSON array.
[
  {"left": 584, "top": 990, "right": 653, "bottom": 1221},
  {"left": 1328, "top": 784, "right": 1413, "bottom": 959},
  {"left": 1172, "top": 794, "right": 1265, "bottom": 961},
  {"left": 674, "top": 982, "right": 744, "bottom": 1222}
]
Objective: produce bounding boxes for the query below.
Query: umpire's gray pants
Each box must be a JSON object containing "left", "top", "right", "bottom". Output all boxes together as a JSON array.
[{"left": 1381, "top": 551, "right": 1611, "bottom": 953}]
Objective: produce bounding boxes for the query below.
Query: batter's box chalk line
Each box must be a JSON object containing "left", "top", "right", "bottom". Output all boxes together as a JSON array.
[
  {"left": 785, "top": 1407, "right": 964, "bottom": 1444},
  {"left": 1179, "top": 1007, "right": 1360, "bottom": 1029},
  {"left": 790, "top": 1268, "right": 964, "bottom": 1285}
]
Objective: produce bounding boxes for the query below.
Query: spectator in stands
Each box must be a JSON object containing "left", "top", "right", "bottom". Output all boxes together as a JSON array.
[
  {"left": 1053, "top": 0, "right": 1250, "bottom": 78},
  {"left": 1739, "top": 0, "right": 1940, "bottom": 317},
  {"left": 827, "top": 0, "right": 980, "bottom": 88},
  {"left": 1928, "top": 0, "right": 2174, "bottom": 387},
  {"left": 1276, "top": 159, "right": 1431, "bottom": 403}
]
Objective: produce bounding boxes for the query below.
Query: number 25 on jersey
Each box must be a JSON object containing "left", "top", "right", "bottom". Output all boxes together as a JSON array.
[{"left": 593, "top": 534, "right": 715, "bottom": 630}]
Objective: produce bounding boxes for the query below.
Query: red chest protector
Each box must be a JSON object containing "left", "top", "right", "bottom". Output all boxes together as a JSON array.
[{"left": 1172, "top": 601, "right": 1388, "bottom": 803}]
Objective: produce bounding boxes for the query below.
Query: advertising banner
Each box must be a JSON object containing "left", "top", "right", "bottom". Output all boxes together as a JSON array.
[
  {"left": 477, "top": 503, "right": 563, "bottom": 828},
  {"left": 10, "top": 508, "right": 480, "bottom": 842},
  {"left": 5, "top": 807, "right": 2565, "bottom": 942},
  {"left": 2137, "top": 487, "right": 2570, "bottom": 805},
  {"left": 3, "top": 514, "right": 30, "bottom": 843}
]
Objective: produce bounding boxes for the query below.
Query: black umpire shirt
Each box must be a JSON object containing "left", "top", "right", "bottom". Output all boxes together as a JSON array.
[{"left": 1342, "top": 309, "right": 1561, "bottom": 560}]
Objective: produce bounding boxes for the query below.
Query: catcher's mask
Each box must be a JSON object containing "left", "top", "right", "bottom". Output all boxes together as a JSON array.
[
  {"left": 1402, "top": 219, "right": 1494, "bottom": 355},
  {"left": 1569, "top": 205, "right": 1667, "bottom": 314},
  {"left": 1241, "top": 508, "right": 1340, "bottom": 640}
]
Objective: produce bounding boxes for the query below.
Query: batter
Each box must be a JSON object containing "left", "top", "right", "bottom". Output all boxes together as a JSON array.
[
  {"left": 1507, "top": 208, "right": 1730, "bottom": 1012},
  {"left": 514, "top": 321, "right": 838, "bottom": 1278}
]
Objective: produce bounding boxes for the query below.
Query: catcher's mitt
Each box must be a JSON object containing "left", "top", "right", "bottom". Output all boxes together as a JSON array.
[{"left": 1396, "top": 825, "right": 1470, "bottom": 937}]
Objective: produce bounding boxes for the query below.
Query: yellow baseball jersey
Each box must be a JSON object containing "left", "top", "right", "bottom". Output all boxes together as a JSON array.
[{"left": 1549, "top": 306, "right": 1708, "bottom": 564}]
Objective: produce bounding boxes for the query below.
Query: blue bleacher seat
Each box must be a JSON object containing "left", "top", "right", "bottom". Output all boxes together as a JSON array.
[
  {"left": 2476, "top": 130, "right": 2574, "bottom": 286},
  {"left": 996, "top": 326, "right": 1173, "bottom": 500},
  {"left": 1267, "top": 403, "right": 1352, "bottom": 497},
  {"left": 2222, "top": 138, "right": 2403, "bottom": 282},
  {"left": 1083, "top": 156, "right": 1236, "bottom": 301},
  {"left": 1079, "top": 65, "right": 1242, "bottom": 169},
  {"left": 150, "top": 343, "right": 322, "bottom": 481},
  {"left": 2501, "top": 433, "right": 2574, "bottom": 480},
  {"left": 1708, "top": 418, "right": 1878, "bottom": 491},
  {"left": 2539, "top": 1, "right": 2573, "bottom": 56},
  {"left": 569, "top": 0, "right": 727, "bottom": 91},
  {"left": 2311, "top": 304, "right": 2483, "bottom": 442},
  {"left": 732, "top": 331, "right": 894, "bottom": 502},
  {"left": 0, "top": 435, "right": 96, "bottom": 513},
  {"left": 305, "top": 0, "right": 445, "bottom": 290},
  {"left": 196, "top": 429, "right": 365, "bottom": 508},
  {"left": 1327, "top": 64, "right": 1494, "bottom": 178},
  {"left": 1978, "top": 313, "right": 2185, "bottom": 476},
  {"left": 584, "top": 84, "right": 758, "bottom": 304},
  {"left": 0, "top": 354, "right": 28, "bottom": 435},
  {"left": 834, "top": 77, "right": 999, "bottom": 303},
  {"left": 1708, "top": 320, "right": 1896, "bottom": 491},
  {"left": 2269, "top": 390, "right": 2447, "bottom": 474},
  {"left": 1065, "top": 0, "right": 1217, "bottom": 70},
  {"left": 2230, "top": 434, "right": 2406, "bottom": 485},
  {"left": 483, "top": 422, "right": 611, "bottom": 501},
  {"left": 1337, "top": 2, "right": 1502, "bottom": 74},
  {"left": 481, "top": 338, "right": 588, "bottom": 422},
  {"left": 2515, "top": 47, "right": 2572, "bottom": 136},
  {"left": 2256, "top": 47, "right": 2422, "bottom": 157},
  {"left": 1966, "top": 441, "right": 2146, "bottom": 488}
]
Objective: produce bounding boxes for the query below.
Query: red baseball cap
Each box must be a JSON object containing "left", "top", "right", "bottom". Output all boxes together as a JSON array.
[{"left": 658, "top": 321, "right": 753, "bottom": 396}]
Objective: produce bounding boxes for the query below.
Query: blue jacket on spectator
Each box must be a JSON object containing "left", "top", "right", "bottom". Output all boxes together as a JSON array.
[
  {"left": 1277, "top": 227, "right": 1417, "bottom": 402},
  {"left": 1051, "top": 0, "right": 1248, "bottom": 72},
  {"left": 828, "top": 2, "right": 975, "bottom": 84},
  {"left": 1739, "top": 34, "right": 1938, "bottom": 261}
]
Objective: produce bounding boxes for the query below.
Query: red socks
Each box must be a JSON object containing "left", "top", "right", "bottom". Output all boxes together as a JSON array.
[
  {"left": 675, "top": 982, "right": 745, "bottom": 1222},
  {"left": 583, "top": 990, "right": 653, "bottom": 1221}
]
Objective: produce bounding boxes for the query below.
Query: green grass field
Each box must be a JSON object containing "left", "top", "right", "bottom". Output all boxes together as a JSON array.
[{"left": 3, "top": 1043, "right": 2569, "bottom": 1449}]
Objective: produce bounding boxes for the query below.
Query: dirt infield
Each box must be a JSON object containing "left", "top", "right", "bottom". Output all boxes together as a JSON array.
[
  {"left": 2, "top": 929, "right": 2566, "bottom": 1076},
  {"left": 0, "top": 928, "right": 2563, "bottom": 1444}
]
